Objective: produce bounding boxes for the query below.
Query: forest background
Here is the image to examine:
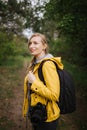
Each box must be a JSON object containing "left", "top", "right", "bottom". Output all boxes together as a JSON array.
[{"left": 0, "top": 0, "right": 87, "bottom": 130}]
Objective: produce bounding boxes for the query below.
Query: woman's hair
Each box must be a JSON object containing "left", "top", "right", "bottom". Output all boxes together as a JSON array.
[{"left": 28, "top": 33, "right": 49, "bottom": 54}]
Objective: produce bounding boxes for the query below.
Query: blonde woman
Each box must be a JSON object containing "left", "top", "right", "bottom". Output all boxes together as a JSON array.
[{"left": 23, "top": 33, "right": 63, "bottom": 130}]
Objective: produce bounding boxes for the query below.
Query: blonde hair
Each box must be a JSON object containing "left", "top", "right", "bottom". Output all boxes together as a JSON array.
[
  {"left": 28, "top": 33, "right": 49, "bottom": 54},
  {"left": 27, "top": 33, "right": 49, "bottom": 71}
]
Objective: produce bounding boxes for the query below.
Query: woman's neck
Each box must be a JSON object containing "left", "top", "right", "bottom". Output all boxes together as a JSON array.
[{"left": 35, "top": 52, "right": 46, "bottom": 61}]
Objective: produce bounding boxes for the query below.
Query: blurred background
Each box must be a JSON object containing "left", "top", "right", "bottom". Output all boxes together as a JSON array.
[{"left": 0, "top": 0, "right": 87, "bottom": 130}]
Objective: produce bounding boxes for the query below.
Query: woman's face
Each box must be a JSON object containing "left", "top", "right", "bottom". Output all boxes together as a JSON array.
[{"left": 29, "top": 36, "right": 46, "bottom": 58}]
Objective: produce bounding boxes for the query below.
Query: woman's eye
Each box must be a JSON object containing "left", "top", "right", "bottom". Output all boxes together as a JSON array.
[
  {"left": 29, "top": 41, "right": 39, "bottom": 46},
  {"left": 29, "top": 42, "right": 32, "bottom": 45},
  {"left": 34, "top": 42, "right": 38, "bottom": 44}
]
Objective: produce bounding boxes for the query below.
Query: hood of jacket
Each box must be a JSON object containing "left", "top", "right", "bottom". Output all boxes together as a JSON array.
[{"left": 35, "top": 53, "right": 64, "bottom": 71}]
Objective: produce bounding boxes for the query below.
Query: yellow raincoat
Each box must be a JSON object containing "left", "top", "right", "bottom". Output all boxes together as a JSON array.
[{"left": 23, "top": 57, "right": 63, "bottom": 122}]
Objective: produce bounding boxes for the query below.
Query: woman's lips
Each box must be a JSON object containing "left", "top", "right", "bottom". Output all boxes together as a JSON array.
[{"left": 30, "top": 49, "right": 35, "bottom": 53}]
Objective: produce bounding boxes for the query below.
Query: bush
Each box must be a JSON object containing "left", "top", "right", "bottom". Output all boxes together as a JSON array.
[
  {"left": 0, "top": 32, "right": 14, "bottom": 64},
  {"left": 0, "top": 32, "right": 29, "bottom": 65},
  {"left": 49, "top": 36, "right": 83, "bottom": 65}
]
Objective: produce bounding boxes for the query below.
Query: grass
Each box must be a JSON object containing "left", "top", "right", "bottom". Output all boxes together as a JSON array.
[
  {"left": 0, "top": 56, "right": 24, "bottom": 67},
  {"left": 0, "top": 56, "right": 25, "bottom": 99},
  {"left": 0, "top": 56, "right": 25, "bottom": 130}
]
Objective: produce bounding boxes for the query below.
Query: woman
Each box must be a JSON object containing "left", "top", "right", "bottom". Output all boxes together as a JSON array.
[{"left": 23, "top": 33, "right": 63, "bottom": 130}]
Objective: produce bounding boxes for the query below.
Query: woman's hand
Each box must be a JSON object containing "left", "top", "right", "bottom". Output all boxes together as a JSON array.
[{"left": 27, "top": 71, "right": 36, "bottom": 83}]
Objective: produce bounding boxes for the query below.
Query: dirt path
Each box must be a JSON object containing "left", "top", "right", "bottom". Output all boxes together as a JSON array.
[{"left": 7, "top": 61, "right": 33, "bottom": 130}]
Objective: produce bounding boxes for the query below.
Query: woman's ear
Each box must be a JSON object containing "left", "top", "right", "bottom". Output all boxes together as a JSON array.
[{"left": 44, "top": 44, "right": 47, "bottom": 50}]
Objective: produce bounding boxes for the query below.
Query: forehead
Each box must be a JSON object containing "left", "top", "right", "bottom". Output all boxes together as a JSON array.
[{"left": 30, "top": 36, "right": 42, "bottom": 42}]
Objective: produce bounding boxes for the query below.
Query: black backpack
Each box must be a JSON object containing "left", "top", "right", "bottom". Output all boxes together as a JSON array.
[{"left": 38, "top": 60, "right": 76, "bottom": 114}]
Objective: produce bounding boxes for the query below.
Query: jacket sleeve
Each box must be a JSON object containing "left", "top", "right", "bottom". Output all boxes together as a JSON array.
[{"left": 31, "top": 61, "right": 60, "bottom": 102}]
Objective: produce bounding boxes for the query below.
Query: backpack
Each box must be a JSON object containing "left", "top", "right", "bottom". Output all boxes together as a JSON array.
[{"left": 38, "top": 60, "right": 76, "bottom": 114}]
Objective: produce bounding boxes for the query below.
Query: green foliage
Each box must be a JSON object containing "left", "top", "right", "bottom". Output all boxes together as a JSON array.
[
  {"left": 57, "top": 14, "right": 75, "bottom": 33},
  {"left": 12, "top": 36, "right": 29, "bottom": 57},
  {"left": 0, "top": 32, "right": 14, "bottom": 63},
  {"left": 0, "top": 0, "right": 34, "bottom": 34},
  {"left": 49, "top": 36, "right": 83, "bottom": 65},
  {"left": 44, "top": 0, "right": 87, "bottom": 67},
  {"left": 0, "top": 31, "right": 29, "bottom": 65}
]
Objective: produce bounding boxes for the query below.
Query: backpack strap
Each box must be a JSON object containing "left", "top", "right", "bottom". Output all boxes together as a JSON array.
[
  {"left": 38, "top": 59, "right": 59, "bottom": 84},
  {"left": 38, "top": 60, "right": 58, "bottom": 106},
  {"left": 38, "top": 59, "right": 61, "bottom": 105},
  {"left": 38, "top": 60, "right": 46, "bottom": 85}
]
